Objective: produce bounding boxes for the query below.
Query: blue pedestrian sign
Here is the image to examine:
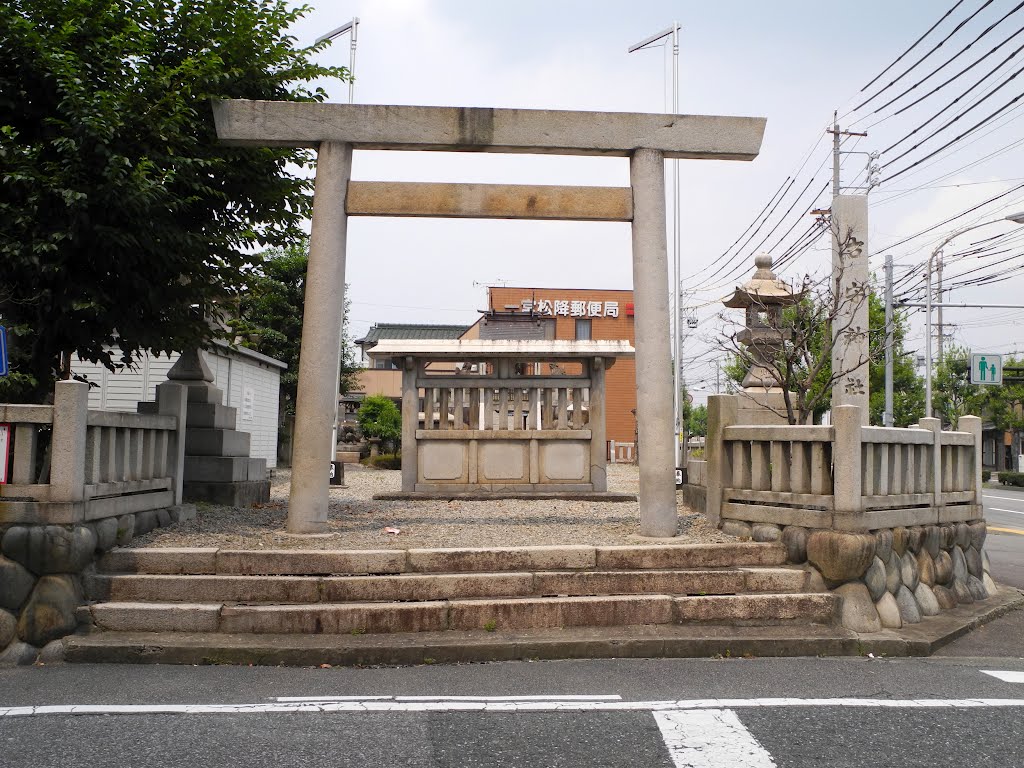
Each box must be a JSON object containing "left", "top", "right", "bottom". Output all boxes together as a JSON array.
[
  {"left": 970, "top": 352, "right": 1002, "bottom": 385},
  {"left": 0, "top": 325, "right": 7, "bottom": 377}
]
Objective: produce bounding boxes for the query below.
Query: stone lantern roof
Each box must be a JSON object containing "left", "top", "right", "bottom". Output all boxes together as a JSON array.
[{"left": 722, "top": 254, "right": 804, "bottom": 308}]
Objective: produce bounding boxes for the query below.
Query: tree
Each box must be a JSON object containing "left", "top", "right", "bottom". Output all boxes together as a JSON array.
[
  {"left": 229, "top": 243, "right": 360, "bottom": 416},
  {"left": 932, "top": 346, "right": 982, "bottom": 429},
  {"left": 687, "top": 404, "right": 708, "bottom": 437},
  {"left": 0, "top": 0, "right": 347, "bottom": 402},
  {"left": 357, "top": 395, "right": 402, "bottom": 452}
]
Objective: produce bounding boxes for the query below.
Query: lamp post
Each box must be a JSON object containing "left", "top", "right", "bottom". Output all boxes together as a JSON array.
[
  {"left": 628, "top": 21, "right": 682, "bottom": 466},
  {"left": 317, "top": 17, "right": 359, "bottom": 103},
  {"left": 924, "top": 210, "right": 1024, "bottom": 418}
]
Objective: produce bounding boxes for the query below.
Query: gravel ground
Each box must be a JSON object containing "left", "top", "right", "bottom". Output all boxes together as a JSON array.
[{"left": 131, "top": 463, "right": 734, "bottom": 550}]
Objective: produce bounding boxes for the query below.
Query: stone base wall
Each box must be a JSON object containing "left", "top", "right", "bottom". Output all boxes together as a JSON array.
[
  {"left": 0, "top": 505, "right": 194, "bottom": 665},
  {"left": 720, "top": 519, "right": 993, "bottom": 632}
]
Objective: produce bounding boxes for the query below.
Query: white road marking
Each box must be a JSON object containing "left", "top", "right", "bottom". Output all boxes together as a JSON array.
[
  {"left": 984, "top": 507, "right": 1024, "bottom": 515},
  {"left": 983, "top": 671, "right": 1024, "bottom": 683},
  {"left": 3, "top": 697, "right": 1024, "bottom": 718},
  {"left": 395, "top": 695, "right": 623, "bottom": 702},
  {"left": 983, "top": 494, "right": 1024, "bottom": 503},
  {"left": 276, "top": 696, "right": 393, "bottom": 702},
  {"left": 655, "top": 709, "right": 776, "bottom": 768}
]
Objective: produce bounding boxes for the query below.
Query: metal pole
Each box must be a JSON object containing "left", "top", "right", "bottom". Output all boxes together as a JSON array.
[
  {"left": 348, "top": 17, "right": 359, "bottom": 104},
  {"left": 925, "top": 249, "right": 935, "bottom": 419},
  {"left": 832, "top": 112, "right": 841, "bottom": 196},
  {"left": 936, "top": 254, "right": 943, "bottom": 363},
  {"left": 884, "top": 254, "right": 894, "bottom": 427},
  {"left": 672, "top": 21, "right": 681, "bottom": 469}
]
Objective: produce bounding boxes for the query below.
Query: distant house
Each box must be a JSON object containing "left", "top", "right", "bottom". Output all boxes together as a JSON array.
[{"left": 352, "top": 323, "right": 475, "bottom": 403}]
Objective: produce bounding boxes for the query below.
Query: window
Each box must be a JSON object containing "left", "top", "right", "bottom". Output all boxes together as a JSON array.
[{"left": 574, "top": 319, "right": 592, "bottom": 340}]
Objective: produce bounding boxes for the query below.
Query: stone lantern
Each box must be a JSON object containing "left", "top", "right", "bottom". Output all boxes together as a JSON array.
[{"left": 722, "top": 254, "right": 805, "bottom": 424}]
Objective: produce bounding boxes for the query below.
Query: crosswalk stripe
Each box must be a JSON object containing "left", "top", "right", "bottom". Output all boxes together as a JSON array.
[
  {"left": 982, "top": 671, "right": 1024, "bottom": 683},
  {"left": 655, "top": 709, "right": 776, "bottom": 767}
]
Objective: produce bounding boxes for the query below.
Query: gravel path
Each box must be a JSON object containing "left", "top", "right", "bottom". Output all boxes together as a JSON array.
[{"left": 131, "top": 463, "right": 733, "bottom": 550}]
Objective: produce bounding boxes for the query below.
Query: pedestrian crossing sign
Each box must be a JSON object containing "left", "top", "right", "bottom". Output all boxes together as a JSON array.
[{"left": 970, "top": 353, "right": 1002, "bottom": 385}]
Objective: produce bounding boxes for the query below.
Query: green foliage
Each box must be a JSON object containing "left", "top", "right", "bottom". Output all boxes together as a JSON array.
[
  {"left": 361, "top": 453, "right": 402, "bottom": 470},
  {"left": 931, "top": 346, "right": 981, "bottom": 429},
  {"left": 998, "top": 471, "right": 1024, "bottom": 487},
  {"left": 0, "top": 0, "right": 347, "bottom": 402},
  {"left": 687, "top": 404, "right": 708, "bottom": 437},
  {"left": 357, "top": 395, "right": 402, "bottom": 445},
  {"left": 230, "top": 243, "right": 359, "bottom": 415},
  {"left": 982, "top": 470, "right": 992, "bottom": 483}
]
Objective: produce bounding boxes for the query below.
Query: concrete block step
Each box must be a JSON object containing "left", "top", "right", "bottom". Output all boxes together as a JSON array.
[
  {"left": 183, "top": 456, "right": 265, "bottom": 483},
  {"left": 186, "top": 402, "right": 238, "bottom": 430},
  {"left": 98, "top": 543, "right": 788, "bottom": 576},
  {"left": 87, "top": 593, "right": 836, "bottom": 635},
  {"left": 84, "top": 568, "right": 809, "bottom": 604},
  {"left": 184, "top": 428, "right": 251, "bottom": 457}
]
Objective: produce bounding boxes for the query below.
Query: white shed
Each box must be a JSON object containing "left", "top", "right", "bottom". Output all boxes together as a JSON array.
[{"left": 74, "top": 342, "right": 286, "bottom": 467}]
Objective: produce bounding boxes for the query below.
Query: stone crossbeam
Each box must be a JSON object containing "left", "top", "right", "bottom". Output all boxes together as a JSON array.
[
  {"left": 346, "top": 182, "right": 633, "bottom": 221},
  {"left": 212, "top": 100, "right": 766, "bottom": 160}
]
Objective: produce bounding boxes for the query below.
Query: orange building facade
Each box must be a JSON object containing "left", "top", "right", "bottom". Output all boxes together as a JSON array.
[{"left": 487, "top": 286, "right": 637, "bottom": 445}]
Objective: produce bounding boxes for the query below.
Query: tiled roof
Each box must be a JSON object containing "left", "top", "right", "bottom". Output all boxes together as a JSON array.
[{"left": 355, "top": 323, "right": 471, "bottom": 345}]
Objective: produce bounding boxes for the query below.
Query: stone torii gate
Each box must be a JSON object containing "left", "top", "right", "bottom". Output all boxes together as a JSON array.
[{"left": 213, "top": 100, "right": 766, "bottom": 536}]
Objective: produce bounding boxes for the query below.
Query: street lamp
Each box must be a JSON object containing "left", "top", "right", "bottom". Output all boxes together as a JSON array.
[
  {"left": 924, "top": 211, "right": 1024, "bottom": 417},
  {"left": 317, "top": 17, "right": 359, "bottom": 103}
]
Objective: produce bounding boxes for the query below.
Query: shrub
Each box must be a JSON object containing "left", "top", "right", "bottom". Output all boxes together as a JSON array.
[
  {"left": 357, "top": 395, "right": 401, "bottom": 450},
  {"left": 982, "top": 470, "right": 991, "bottom": 483},
  {"left": 999, "top": 471, "right": 1024, "bottom": 487},
  {"left": 361, "top": 453, "right": 401, "bottom": 470}
]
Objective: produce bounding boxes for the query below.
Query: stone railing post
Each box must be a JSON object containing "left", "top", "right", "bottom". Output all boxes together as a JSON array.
[
  {"left": 589, "top": 357, "right": 608, "bottom": 492},
  {"left": 157, "top": 381, "right": 188, "bottom": 505},
  {"left": 959, "top": 414, "right": 983, "bottom": 511},
  {"left": 50, "top": 380, "right": 89, "bottom": 503},
  {"left": 832, "top": 405, "right": 864, "bottom": 522},
  {"left": 705, "top": 394, "right": 738, "bottom": 527},
  {"left": 919, "top": 416, "right": 943, "bottom": 511},
  {"left": 401, "top": 356, "right": 419, "bottom": 493}
]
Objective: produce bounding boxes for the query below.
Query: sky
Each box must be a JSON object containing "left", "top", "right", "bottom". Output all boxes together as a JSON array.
[{"left": 282, "top": 1, "right": 1024, "bottom": 405}]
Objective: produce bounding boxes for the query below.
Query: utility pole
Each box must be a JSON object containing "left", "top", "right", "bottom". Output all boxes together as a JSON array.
[
  {"left": 827, "top": 112, "right": 868, "bottom": 194},
  {"left": 714, "top": 359, "right": 721, "bottom": 394},
  {"left": 936, "top": 256, "right": 944, "bottom": 362},
  {"left": 884, "top": 255, "right": 894, "bottom": 427}
]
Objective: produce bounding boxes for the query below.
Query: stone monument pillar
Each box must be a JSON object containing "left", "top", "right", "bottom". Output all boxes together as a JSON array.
[{"left": 831, "top": 195, "right": 870, "bottom": 423}]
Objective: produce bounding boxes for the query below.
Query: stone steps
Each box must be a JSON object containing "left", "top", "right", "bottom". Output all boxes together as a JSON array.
[
  {"left": 85, "top": 568, "right": 809, "bottom": 604},
  {"left": 86, "top": 593, "right": 838, "bottom": 635},
  {"left": 73, "top": 542, "right": 839, "bottom": 660},
  {"left": 97, "top": 542, "right": 789, "bottom": 576}
]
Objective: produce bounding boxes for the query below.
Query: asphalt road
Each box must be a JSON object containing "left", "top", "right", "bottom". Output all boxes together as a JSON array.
[
  {"left": 3, "top": 656, "right": 1024, "bottom": 767},
  {"left": 982, "top": 484, "right": 1024, "bottom": 590}
]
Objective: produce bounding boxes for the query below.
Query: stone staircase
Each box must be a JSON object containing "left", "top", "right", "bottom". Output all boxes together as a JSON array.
[{"left": 64, "top": 543, "right": 840, "bottom": 664}]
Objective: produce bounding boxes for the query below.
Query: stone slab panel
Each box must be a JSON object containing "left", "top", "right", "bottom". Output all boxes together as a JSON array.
[
  {"left": 88, "top": 574, "right": 321, "bottom": 604},
  {"left": 99, "top": 548, "right": 218, "bottom": 575},
  {"left": 739, "top": 567, "right": 808, "bottom": 593},
  {"left": 407, "top": 545, "right": 596, "bottom": 573},
  {"left": 447, "top": 595, "right": 673, "bottom": 631},
  {"left": 533, "top": 570, "right": 747, "bottom": 597},
  {"left": 90, "top": 602, "right": 221, "bottom": 632},
  {"left": 479, "top": 442, "right": 527, "bottom": 482},
  {"left": 183, "top": 480, "right": 270, "bottom": 507},
  {"left": 219, "top": 602, "right": 448, "bottom": 634},
  {"left": 673, "top": 593, "right": 839, "bottom": 623},
  {"left": 595, "top": 543, "right": 787, "bottom": 570},
  {"left": 418, "top": 441, "right": 466, "bottom": 482},
  {"left": 216, "top": 549, "right": 406, "bottom": 576},
  {"left": 321, "top": 573, "right": 535, "bottom": 602},
  {"left": 185, "top": 403, "right": 238, "bottom": 430},
  {"left": 540, "top": 441, "right": 588, "bottom": 482}
]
